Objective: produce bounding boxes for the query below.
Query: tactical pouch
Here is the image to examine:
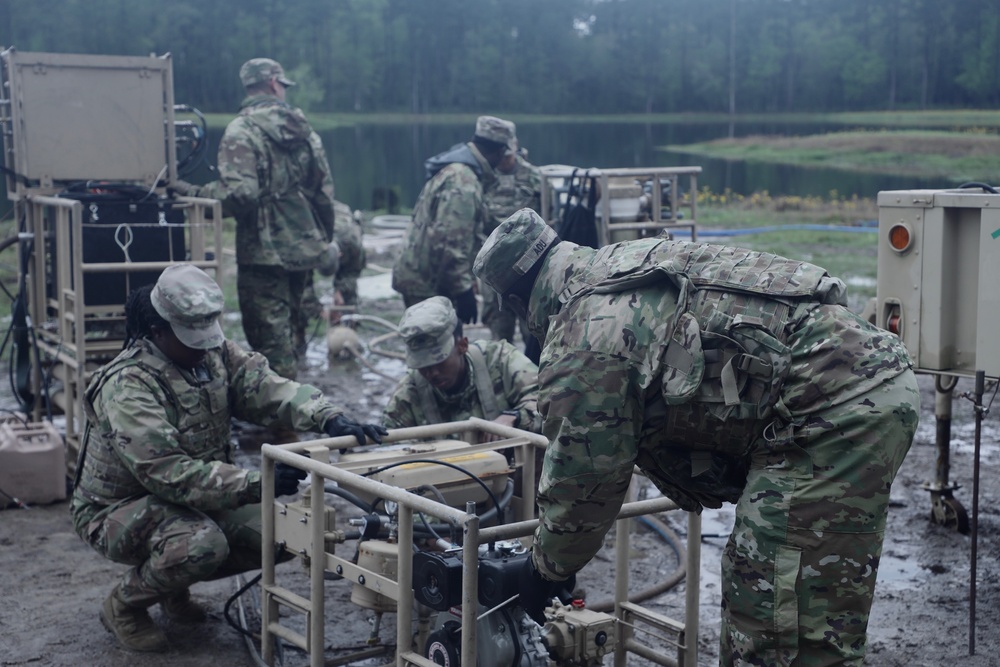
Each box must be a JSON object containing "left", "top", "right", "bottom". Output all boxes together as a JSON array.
[{"left": 659, "top": 294, "right": 793, "bottom": 456}]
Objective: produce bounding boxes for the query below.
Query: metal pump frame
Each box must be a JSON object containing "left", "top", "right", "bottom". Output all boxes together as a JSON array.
[{"left": 261, "top": 418, "right": 701, "bottom": 667}]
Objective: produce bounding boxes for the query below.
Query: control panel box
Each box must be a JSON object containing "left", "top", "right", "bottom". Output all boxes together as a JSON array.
[
  {"left": 876, "top": 188, "right": 1000, "bottom": 377},
  {"left": 1, "top": 48, "right": 176, "bottom": 197}
]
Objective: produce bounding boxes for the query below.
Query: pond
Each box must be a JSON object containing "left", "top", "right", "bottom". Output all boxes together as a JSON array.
[
  {"left": 186, "top": 119, "right": 952, "bottom": 212},
  {"left": 2, "top": 119, "right": 956, "bottom": 219}
]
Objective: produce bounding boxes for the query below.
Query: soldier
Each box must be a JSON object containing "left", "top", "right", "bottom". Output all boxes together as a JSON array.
[
  {"left": 69, "top": 265, "right": 385, "bottom": 653},
  {"left": 382, "top": 296, "right": 541, "bottom": 440},
  {"left": 176, "top": 58, "right": 336, "bottom": 381},
  {"left": 481, "top": 130, "right": 543, "bottom": 344},
  {"left": 391, "top": 116, "right": 514, "bottom": 323},
  {"left": 474, "top": 210, "right": 920, "bottom": 666},
  {"left": 298, "top": 199, "right": 367, "bottom": 352}
]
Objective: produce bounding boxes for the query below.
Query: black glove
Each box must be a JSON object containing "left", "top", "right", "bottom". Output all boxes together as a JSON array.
[
  {"left": 518, "top": 556, "right": 577, "bottom": 625},
  {"left": 454, "top": 289, "right": 478, "bottom": 324},
  {"left": 325, "top": 414, "right": 387, "bottom": 447},
  {"left": 274, "top": 462, "right": 307, "bottom": 497}
]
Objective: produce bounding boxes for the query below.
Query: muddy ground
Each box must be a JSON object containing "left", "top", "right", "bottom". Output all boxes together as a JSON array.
[{"left": 2, "top": 231, "right": 999, "bottom": 666}]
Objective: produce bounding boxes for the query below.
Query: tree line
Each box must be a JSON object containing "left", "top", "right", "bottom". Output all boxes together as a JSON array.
[{"left": 1, "top": 0, "right": 997, "bottom": 115}]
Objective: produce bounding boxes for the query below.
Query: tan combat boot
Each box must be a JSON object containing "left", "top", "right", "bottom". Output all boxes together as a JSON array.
[
  {"left": 100, "top": 587, "right": 169, "bottom": 652},
  {"left": 160, "top": 589, "right": 208, "bottom": 623}
]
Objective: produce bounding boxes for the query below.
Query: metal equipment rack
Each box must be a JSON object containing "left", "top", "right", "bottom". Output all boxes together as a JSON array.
[
  {"left": 539, "top": 166, "right": 701, "bottom": 245},
  {"left": 0, "top": 48, "right": 224, "bottom": 473}
]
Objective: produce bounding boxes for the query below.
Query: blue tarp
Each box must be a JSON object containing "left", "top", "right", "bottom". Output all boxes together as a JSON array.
[{"left": 673, "top": 221, "right": 878, "bottom": 239}]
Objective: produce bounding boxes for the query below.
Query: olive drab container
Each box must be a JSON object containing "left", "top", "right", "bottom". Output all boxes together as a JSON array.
[{"left": 876, "top": 188, "right": 1000, "bottom": 376}]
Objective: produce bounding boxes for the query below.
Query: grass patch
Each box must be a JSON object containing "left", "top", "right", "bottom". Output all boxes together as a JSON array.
[
  {"left": 666, "top": 129, "right": 1000, "bottom": 183},
  {"left": 694, "top": 189, "right": 879, "bottom": 309}
]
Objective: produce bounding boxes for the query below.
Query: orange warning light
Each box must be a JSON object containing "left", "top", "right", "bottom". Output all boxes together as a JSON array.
[{"left": 888, "top": 223, "right": 912, "bottom": 252}]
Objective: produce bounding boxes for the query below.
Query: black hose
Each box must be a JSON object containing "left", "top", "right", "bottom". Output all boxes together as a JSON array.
[
  {"left": 957, "top": 182, "right": 999, "bottom": 194},
  {"left": 587, "top": 513, "right": 687, "bottom": 613},
  {"left": 324, "top": 482, "right": 375, "bottom": 514}
]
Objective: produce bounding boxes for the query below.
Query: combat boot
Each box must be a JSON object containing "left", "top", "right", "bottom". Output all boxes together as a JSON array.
[
  {"left": 100, "top": 587, "right": 169, "bottom": 652},
  {"left": 160, "top": 588, "right": 208, "bottom": 623}
]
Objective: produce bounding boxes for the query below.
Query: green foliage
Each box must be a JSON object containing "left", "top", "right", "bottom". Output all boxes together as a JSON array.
[{"left": 0, "top": 0, "right": 995, "bottom": 114}]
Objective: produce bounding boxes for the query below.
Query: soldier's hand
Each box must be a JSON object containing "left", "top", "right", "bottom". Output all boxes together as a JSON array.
[
  {"left": 517, "top": 555, "right": 576, "bottom": 626},
  {"left": 274, "top": 462, "right": 307, "bottom": 497},
  {"left": 325, "top": 414, "right": 388, "bottom": 447},
  {"left": 454, "top": 288, "right": 478, "bottom": 324},
  {"left": 168, "top": 179, "right": 198, "bottom": 197}
]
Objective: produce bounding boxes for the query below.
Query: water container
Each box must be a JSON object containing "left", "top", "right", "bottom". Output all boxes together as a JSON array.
[{"left": 0, "top": 420, "right": 67, "bottom": 507}]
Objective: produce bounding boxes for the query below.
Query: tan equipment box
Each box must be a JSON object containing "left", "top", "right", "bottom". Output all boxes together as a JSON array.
[{"left": 876, "top": 188, "right": 1000, "bottom": 377}]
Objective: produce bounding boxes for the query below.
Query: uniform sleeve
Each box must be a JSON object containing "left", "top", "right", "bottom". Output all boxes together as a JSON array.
[
  {"left": 100, "top": 369, "right": 261, "bottom": 511},
  {"left": 523, "top": 163, "right": 543, "bottom": 214},
  {"left": 382, "top": 374, "right": 422, "bottom": 430},
  {"left": 302, "top": 131, "right": 336, "bottom": 242},
  {"left": 434, "top": 170, "right": 483, "bottom": 296},
  {"left": 531, "top": 341, "right": 642, "bottom": 581},
  {"left": 197, "top": 120, "right": 261, "bottom": 219},
  {"left": 225, "top": 341, "right": 343, "bottom": 431},
  {"left": 489, "top": 340, "right": 542, "bottom": 432}
]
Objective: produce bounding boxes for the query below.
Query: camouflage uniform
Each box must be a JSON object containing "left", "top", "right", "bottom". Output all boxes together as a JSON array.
[
  {"left": 331, "top": 200, "right": 367, "bottom": 305},
  {"left": 299, "top": 199, "right": 367, "bottom": 346},
  {"left": 482, "top": 154, "right": 543, "bottom": 342},
  {"left": 196, "top": 59, "right": 336, "bottom": 379},
  {"left": 70, "top": 267, "right": 343, "bottom": 610},
  {"left": 383, "top": 339, "right": 541, "bottom": 431},
  {"left": 474, "top": 210, "right": 919, "bottom": 667},
  {"left": 391, "top": 117, "right": 514, "bottom": 308},
  {"left": 383, "top": 296, "right": 541, "bottom": 432}
]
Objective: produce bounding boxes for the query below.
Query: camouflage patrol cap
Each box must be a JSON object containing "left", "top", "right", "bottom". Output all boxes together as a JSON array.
[
  {"left": 474, "top": 208, "right": 559, "bottom": 302},
  {"left": 239, "top": 58, "right": 296, "bottom": 88},
  {"left": 397, "top": 296, "right": 458, "bottom": 369},
  {"left": 150, "top": 264, "right": 225, "bottom": 350},
  {"left": 474, "top": 116, "right": 517, "bottom": 152}
]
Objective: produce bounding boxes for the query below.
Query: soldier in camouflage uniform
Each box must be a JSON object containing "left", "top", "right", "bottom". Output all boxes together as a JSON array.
[
  {"left": 298, "top": 199, "right": 368, "bottom": 349},
  {"left": 181, "top": 58, "right": 336, "bottom": 380},
  {"left": 382, "top": 296, "right": 541, "bottom": 438},
  {"left": 70, "top": 265, "right": 385, "bottom": 653},
  {"left": 391, "top": 116, "right": 514, "bottom": 324},
  {"left": 474, "top": 210, "right": 919, "bottom": 667},
  {"left": 481, "top": 129, "right": 544, "bottom": 343}
]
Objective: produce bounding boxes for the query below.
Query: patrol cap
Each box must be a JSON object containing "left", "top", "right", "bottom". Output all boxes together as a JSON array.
[
  {"left": 240, "top": 58, "right": 296, "bottom": 88},
  {"left": 150, "top": 264, "right": 225, "bottom": 350},
  {"left": 397, "top": 296, "right": 458, "bottom": 369},
  {"left": 474, "top": 116, "right": 517, "bottom": 152},
  {"left": 474, "top": 208, "right": 559, "bottom": 302}
]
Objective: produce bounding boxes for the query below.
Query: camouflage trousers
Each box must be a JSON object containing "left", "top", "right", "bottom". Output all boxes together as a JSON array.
[
  {"left": 720, "top": 369, "right": 919, "bottom": 666},
  {"left": 72, "top": 495, "right": 266, "bottom": 607},
  {"left": 237, "top": 264, "right": 309, "bottom": 380}
]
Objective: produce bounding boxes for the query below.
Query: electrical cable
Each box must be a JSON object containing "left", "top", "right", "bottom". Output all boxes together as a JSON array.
[
  {"left": 957, "top": 182, "right": 999, "bottom": 194},
  {"left": 413, "top": 484, "right": 453, "bottom": 543},
  {"left": 361, "top": 459, "right": 505, "bottom": 527},
  {"left": 0, "top": 485, "right": 30, "bottom": 509},
  {"left": 0, "top": 409, "right": 28, "bottom": 425},
  {"left": 224, "top": 571, "right": 262, "bottom": 640},
  {"left": 173, "top": 104, "right": 211, "bottom": 176}
]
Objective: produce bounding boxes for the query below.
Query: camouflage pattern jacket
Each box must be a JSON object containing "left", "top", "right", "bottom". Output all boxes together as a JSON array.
[
  {"left": 198, "top": 94, "right": 335, "bottom": 270},
  {"left": 391, "top": 143, "right": 495, "bottom": 300},
  {"left": 382, "top": 339, "right": 541, "bottom": 432},
  {"left": 526, "top": 238, "right": 912, "bottom": 580},
  {"left": 484, "top": 156, "right": 543, "bottom": 234},
  {"left": 72, "top": 339, "right": 342, "bottom": 516}
]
